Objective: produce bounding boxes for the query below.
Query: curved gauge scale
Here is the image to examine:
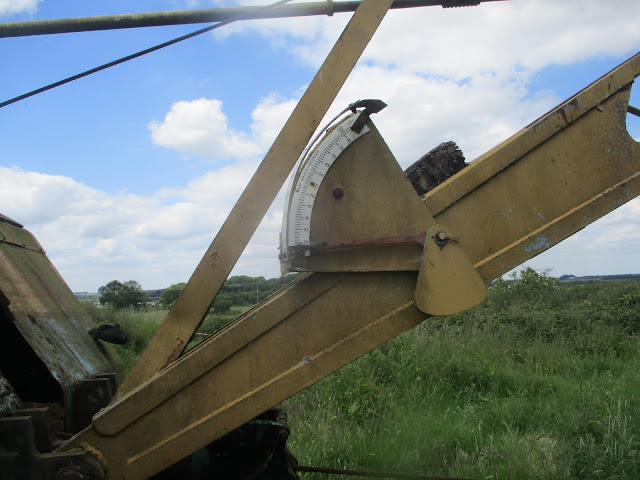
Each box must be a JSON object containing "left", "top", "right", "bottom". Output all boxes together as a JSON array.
[
  {"left": 281, "top": 112, "right": 370, "bottom": 250},
  {"left": 278, "top": 108, "right": 486, "bottom": 313}
]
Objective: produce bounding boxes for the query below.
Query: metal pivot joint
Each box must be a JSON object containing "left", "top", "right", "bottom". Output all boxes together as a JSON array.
[
  {"left": 433, "top": 230, "right": 450, "bottom": 246},
  {"left": 415, "top": 224, "right": 486, "bottom": 315}
]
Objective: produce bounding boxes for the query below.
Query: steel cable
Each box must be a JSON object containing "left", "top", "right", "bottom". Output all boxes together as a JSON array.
[{"left": 0, "top": 0, "right": 294, "bottom": 109}]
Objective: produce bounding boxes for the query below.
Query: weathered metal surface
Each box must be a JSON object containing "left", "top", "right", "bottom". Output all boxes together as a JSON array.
[
  {"left": 0, "top": 408, "right": 106, "bottom": 480},
  {"left": 0, "top": 214, "right": 23, "bottom": 228},
  {"left": 0, "top": 374, "right": 22, "bottom": 414},
  {"left": 91, "top": 273, "right": 345, "bottom": 435},
  {"left": 282, "top": 117, "right": 484, "bottom": 315},
  {"left": 309, "top": 122, "right": 434, "bottom": 243},
  {"left": 422, "top": 52, "right": 640, "bottom": 281},
  {"left": 69, "top": 375, "right": 117, "bottom": 433},
  {"left": 56, "top": 53, "right": 640, "bottom": 480},
  {"left": 0, "top": 219, "right": 123, "bottom": 423},
  {"left": 62, "top": 273, "right": 425, "bottom": 479},
  {"left": 117, "top": 0, "right": 397, "bottom": 398},
  {"left": 0, "top": 0, "right": 505, "bottom": 38},
  {"left": 282, "top": 121, "right": 436, "bottom": 273},
  {"left": 415, "top": 223, "right": 486, "bottom": 315},
  {"left": 287, "top": 235, "right": 425, "bottom": 272},
  {"left": 0, "top": 219, "right": 43, "bottom": 252}
]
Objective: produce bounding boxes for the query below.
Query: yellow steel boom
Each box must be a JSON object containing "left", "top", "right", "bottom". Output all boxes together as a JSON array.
[
  {"left": 59, "top": 38, "right": 639, "bottom": 480},
  {"left": 2, "top": 1, "right": 638, "bottom": 478}
]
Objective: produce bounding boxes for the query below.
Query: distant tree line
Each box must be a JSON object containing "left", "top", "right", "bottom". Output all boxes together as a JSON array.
[
  {"left": 159, "top": 274, "right": 302, "bottom": 313},
  {"left": 98, "top": 274, "right": 302, "bottom": 312}
]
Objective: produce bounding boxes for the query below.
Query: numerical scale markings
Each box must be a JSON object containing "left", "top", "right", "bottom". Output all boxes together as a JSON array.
[{"left": 286, "top": 113, "right": 370, "bottom": 247}]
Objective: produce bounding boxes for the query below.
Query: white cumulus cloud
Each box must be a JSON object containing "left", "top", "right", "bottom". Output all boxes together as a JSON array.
[
  {"left": 148, "top": 95, "right": 298, "bottom": 161},
  {"left": 326, "top": 65, "right": 556, "bottom": 166},
  {"left": 148, "top": 98, "right": 262, "bottom": 161},
  {"left": 0, "top": 165, "right": 286, "bottom": 291},
  {"left": 228, "top": 0, "right": 640, "bottom": 78},
  {"left": 0, "top": 0, "right": 40, "bottom": 16}
]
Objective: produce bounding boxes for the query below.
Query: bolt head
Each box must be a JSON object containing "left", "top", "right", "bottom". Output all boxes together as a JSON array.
[
  {"left": 434, "top": 230, "right": 449, "bottom": 246},
  {"left": 332, "top": 187, "right": 344, "bottom": 199}
]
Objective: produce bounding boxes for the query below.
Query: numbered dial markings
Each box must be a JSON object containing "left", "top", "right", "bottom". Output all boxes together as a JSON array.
[{"left": 286, "top": 113, "right": 370, "bottom": 247}]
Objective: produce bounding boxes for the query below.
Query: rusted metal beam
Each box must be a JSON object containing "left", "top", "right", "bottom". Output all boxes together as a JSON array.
[{"left": 0, "top": 0, "right": 505, "bottom": 38}]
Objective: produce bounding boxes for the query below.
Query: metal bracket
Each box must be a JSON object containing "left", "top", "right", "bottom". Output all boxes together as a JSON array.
[
  {"left": 414, "top": 224, "right": 487, "bottom": 315},
  {"left": 349, "top": 99, "right": 387, "bottom": 133},
  {"left": 0, "top": 409, "right": 104, "bottom": 480},
  {"left": 69, "top": 375, "right": 116, "bottom": 433}
]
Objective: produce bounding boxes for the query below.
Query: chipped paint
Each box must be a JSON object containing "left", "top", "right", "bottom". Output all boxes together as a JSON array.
[
  {"left": 297, "top": 356, "right": 312, "bottom": 368},
  {"left": 524, "top": 235, "right": 550, "bottom": 252},
  {"left": 497, "top": 203, "right": 516, "bottom": 220},
  {"left": 534, "top": 207, "right": 547, "bottom": 223},
  {"left": 44, "top": 316, "right": 98, "bottom": 377},
  {"left": 0, "top": 220, "right": 123, "bottom": 408}
]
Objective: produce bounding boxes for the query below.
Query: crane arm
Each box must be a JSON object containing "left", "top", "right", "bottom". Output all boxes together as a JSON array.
[{"left": 57, "top": 52, "right": 640, "bottom": 480}]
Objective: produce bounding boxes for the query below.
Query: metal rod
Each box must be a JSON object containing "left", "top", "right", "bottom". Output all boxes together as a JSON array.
[
  {"left": 0, "top": 0, "right": 506, "bottom": 38},
  {"left": 629, "top": 105, "right": 640, "bottom": 118},
  {"left": 294, "top": 464, "right": 476, "bottom": 480}
]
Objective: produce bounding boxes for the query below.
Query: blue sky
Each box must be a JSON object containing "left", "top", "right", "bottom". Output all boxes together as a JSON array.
[
  {"left": 1, "top": 0, "right": 639, "bottom": 291},
  {"left": 3, "top": 4, "right": 311, "bottom": 193}
]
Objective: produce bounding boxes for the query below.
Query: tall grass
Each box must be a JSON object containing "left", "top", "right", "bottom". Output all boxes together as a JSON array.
[
  {"left": 85, "top": 270, "right": 640, "bottom": 478},
  {"left": 283, "top": 271, "right": 640, "bottom": 479},
  {"left": 83, "top": 302, "right": 245, "bottom": 372}
]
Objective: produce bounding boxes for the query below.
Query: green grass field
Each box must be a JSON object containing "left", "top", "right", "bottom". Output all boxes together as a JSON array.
[{"left": 87, "top": 270, "right": 640, "bottom": 479}]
